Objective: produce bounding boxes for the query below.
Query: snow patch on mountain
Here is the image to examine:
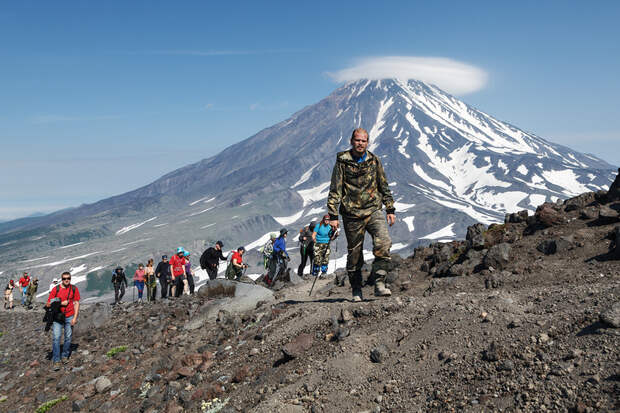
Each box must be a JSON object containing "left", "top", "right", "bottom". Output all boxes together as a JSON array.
[
  {"left": 297, "top": 182, "right": 330, "bottom": 207},
  {"left": 403, "top": 216, "right": 415, "bottom": 232},
  {"left": 291, "top": 165, "right": 319, "bottom": 189},
  {"left": 116, "top": 217, "right": 157, "bottom": 235},
  {"left": 541, "top": 170, "right": 590, "bottom": 196},
  {"left": 274, "top": 210, "right": 304, "bottom": 226},
  {"left": 421, "top": 223, "right": 456, "bottom": 239}
]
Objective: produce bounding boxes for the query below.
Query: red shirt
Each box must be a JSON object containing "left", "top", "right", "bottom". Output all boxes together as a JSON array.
[
  {"left": 47, "top": 285, "right": 81, "bottom": 317},
  {"left": 169, "top": 255, "right": 186, "bottom": 277},
  {"left": 19, "top": 276, "right": 30, "bottom": 287},
  {"left": 231, "top": 251, "right": 243, "bottom": 266}
]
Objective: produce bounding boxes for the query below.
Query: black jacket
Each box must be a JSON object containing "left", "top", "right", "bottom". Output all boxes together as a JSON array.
[
  {"left": 200, "top": 247, "right": 227, "bottom": 269},
  {"left": 111, "top": 270, "right": 127, "bottom": 286},
  {"left": 155, "top": 261, "right": 171, "bottom": 279}
]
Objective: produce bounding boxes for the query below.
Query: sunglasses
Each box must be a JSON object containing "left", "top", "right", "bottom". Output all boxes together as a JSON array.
[{"left": 62, "top": 277, "right": 71, "bottom": 281}]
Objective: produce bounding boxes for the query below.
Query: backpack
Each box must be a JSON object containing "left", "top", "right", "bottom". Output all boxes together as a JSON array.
[{"left": 200, "top": 248, "right": 210, "bottom": 270}]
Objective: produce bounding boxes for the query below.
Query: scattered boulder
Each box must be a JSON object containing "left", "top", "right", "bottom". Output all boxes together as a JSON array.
[
  {"left": 505, "top": 210, "right": 529, "bottom": 223},
  {"left": 580, "top": 206, "right": 599, "bottom": 220},
  {"left": 483, "top": 243, "right": 512, "bottom": 271},
  {"left": 536, "top": 237, "right": 573, "bottom": 255},
  {"left": 282, "top": 333, "right": 313, "bottom": 359},
  {"left": 370, "top": 345, "right": 389, "bottom": 363},
  {"left": 535, "top": 203, "right": 565, "bottom": 227},
  {"left": 95, "top": 376, "right": 112, "bottom": 394},
  {"left": 599, "top": 303, "right": 620, "bottom": 328},
  {"left": 606, "top": 168, "right": 620, "bottom": 202},
  {"left": 598, "top": 205, "right": 619, "bottom": 224},
  {"left": 466, "top": 223, "right": 486, "bottom": 250},
  {"left": 563, "top": 192, "right": 595, "bottom": 212}
]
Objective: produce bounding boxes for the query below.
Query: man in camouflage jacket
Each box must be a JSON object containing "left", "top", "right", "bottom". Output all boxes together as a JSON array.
[{"left": 327, "top": 127, "right": 396, "bottom": 301}]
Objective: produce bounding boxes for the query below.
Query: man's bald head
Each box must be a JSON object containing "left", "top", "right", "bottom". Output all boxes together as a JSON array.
[{"left": 350, "top": 127, "right": 369, "bottom": 156}]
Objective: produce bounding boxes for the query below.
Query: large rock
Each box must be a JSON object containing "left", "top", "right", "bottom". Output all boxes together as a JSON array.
[
  {"left": 536, "top": 237, "right": 573, "bottom": 255},
  {"left": 563, "top": 192, "right": 596, "bottom": 212},
  {"left": 535, "top": 203, "right": 565, "bottom": 227},
  {"left": 504, "top": 210, "right": 529, "bottom": 224},
  {"left": 186, "top": 280, "right": 274, "bottom": 330},
  {"left": 483, "top": 243, "right": 512, "bottom": 271},
  {"left": 466, "top": 223, "right": 487, "bottom": 250},
  {"left": 281, "top": 333, "right": 313, "bottom": 359},
  {"left": 599, "top": 302, "right": 620, "bottom": 328},
  {"left": 74, "top": 303, "right": 112, "bottom": 338},
  {"left": 607, "top": 168, "right": 620, "bottom": 202},
  {"left": 598, "top": 205, "right": 619, "bottom": 224}
]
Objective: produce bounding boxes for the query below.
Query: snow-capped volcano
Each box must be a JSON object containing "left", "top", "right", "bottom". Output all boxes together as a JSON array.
[{"left": 0, "top": 79, "right": 615, "bottom": 298}]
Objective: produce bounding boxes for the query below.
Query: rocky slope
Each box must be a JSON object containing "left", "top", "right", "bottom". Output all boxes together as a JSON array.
[{"left": 0, "top": 173, "right": 619, "bottom": 412}]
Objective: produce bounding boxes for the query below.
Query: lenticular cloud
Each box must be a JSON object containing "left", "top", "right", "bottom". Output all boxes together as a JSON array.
[{"left": 327, "top": 56, "right": 488, "bottom": 95}]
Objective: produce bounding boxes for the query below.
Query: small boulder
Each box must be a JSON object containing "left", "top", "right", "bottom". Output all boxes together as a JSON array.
[
  {"left": 95, "top": 376, "right": 112, "bottom": 394},
  {"left": 466, "top": 223, "right": 487, "bottom": 250},
  {"left": 599, "top": 302, "right": 620, "bottom": 328},
  {"left": 535, "top": 203, "right": 565, "bottom": 227},
  {"left": 505, "top": 210, "right": 529, "bottom": 223},
  {"left": 282, "top": 333, "right": 314, "bottom": 359},
  {"left": 370, "top": 345, "right": 389, "bottom": 363},
  {"left": 536, "top": 237, "right": 573, "bottom": 255},
  {"left": 606, "top": 168, "right": 620, "bottom": 202},
  {"left": 483, "top": 243, "right": 512, "bottom": 271},
  {"left": 598, "top": 205, "right": 619, "bottom": 223}
]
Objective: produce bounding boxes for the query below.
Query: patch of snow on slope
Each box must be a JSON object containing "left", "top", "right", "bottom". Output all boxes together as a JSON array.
[
  {"left": 403, "top": 216, "right": 415, "bottom": 232},
  {"left": 22, "top": 256, "right": 50, "bottom": 263},
  {"left": 246, "top": 232, "right": 274, "bottom": 251},
  {"left": 421, "top": 223, "right": 456, "bottom": 239},
  {"left": 497, "top": 159, "right": 509, "bottom": 174},
  {"left": 29, "top": 251, "right": 103, "bottom": 269},
  {"left": 517, "top": 165, "right": 529, "bottom": 175},
  {"left": 291, "top": 164, "right": 319, "bottom": 189},
  {"left": 394, "top": 201, "right": 415, "bottom": 212},
  {"left": 274, "top": 210, "right": 304, "bottom": 226},
  {"left": 189, "top": 196, "right": 215, "bottom": 206},
  {"left": 587, "top": 173, "right": 596, "bottom": 181},
  {"left": 541, "top": 169, "right": 590, "bottom": 196},
  {"left": 304, "top": 207, "right": 325, "bottom": 217},
  {"left": 116, "top": 217, "right": 157, "bottom": 235},
  {"left": 392, "top": 243, "right": 408, "bottom": 251},
  {"left": 201, "top": 223, "right": 215, "bottom": 229},
  {"left": 59, "top": 242, "right": 83, "bottom": 249},
  {"left": 153, "top": 223, "right": 168, "bottom": 228},
  {"left": 368, "top": 97, "right": 394, "bottom": 152},
  {"left": 70, "top": 264, "right": 87, "bottom": 275},
  {"left": 297, "top": 181, "right": 330, "bottom": 206},
  {"left": 529, "top": 194, "right": 547, "bottom": 208},
  {"left": 189, "top": 207, "right": 213, "bottom": 217}
]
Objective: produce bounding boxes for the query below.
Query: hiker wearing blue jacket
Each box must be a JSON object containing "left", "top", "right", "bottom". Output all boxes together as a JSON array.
[{"left": 271, "top": 228, "right": 289, "bottom": 282}]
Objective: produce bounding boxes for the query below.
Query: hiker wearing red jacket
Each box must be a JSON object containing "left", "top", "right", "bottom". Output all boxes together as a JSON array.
[
  {"left": 169, "top": 247, "right": 186, "bottom": 298},
  {"left": 46, "top": 271, "right": 80, "bottom": 370},
  {"left": 18, "top": 272, "right": 30, "bottom": 306}
]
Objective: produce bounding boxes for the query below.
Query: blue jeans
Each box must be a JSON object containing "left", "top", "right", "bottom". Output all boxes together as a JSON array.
[
  {"left": 22, "top": 287, "right": 27, "bottom": 305},
  {"left": 135, "top": 281, "right": 144, "bottom": 299},
  {"left": 52, "top": 315, "right": 73, "bottom": 362}
]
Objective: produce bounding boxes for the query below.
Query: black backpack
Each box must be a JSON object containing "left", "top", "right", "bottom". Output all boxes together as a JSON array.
[{"left": 200, "top": 248, "right": 211, "bottom": 270}]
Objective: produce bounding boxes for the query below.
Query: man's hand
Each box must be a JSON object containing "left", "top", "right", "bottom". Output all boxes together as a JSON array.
[
  {"left": 329, "top": 219, "right": 339, "bottom": 230},
  {"left": 386, "top": 214, "right": 396, "bottom": 227},
  {"left": 71, "top": 317, "right": 78, "bottom": 326}
]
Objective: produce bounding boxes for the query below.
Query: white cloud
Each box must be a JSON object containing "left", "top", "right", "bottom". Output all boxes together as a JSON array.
[{"left": 327, "top": 56, "right": 488, "bottom": 95}]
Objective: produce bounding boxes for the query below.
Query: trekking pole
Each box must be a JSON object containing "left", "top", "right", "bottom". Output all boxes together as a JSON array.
[
  {"left": 309, "top": 271, "right": 319, "bottom": 296},
  {"left": 132, "top": 282, "right": 135, "bottom": 303}
]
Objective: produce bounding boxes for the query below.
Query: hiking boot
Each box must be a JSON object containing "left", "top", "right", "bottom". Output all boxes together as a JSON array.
[
  {"left": 352, "top": 288, "right": 363, "bottom": 302},
  {"left": 62, "top": 358, "right": 70, "bottom": 365},
  {"left": 52, "top": 362, "right": 61, "bottom": 371},
  {"left": 374, "top": 281, "right": 392, "bottom": 297}
]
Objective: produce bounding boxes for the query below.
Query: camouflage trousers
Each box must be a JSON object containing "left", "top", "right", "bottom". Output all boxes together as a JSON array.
[
  {"left": 313, "top": 242, "right": 331, "bottom": 267},
  {"left": 343, "top": 209, "right": 391, "bottom": 286}
]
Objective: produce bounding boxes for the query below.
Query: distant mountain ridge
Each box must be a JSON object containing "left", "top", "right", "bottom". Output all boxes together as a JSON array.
[{"left": 0, "top": 79, "right": 615, "bottom": 299}]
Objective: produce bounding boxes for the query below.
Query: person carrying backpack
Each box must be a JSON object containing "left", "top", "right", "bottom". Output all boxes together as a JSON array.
[
  {"left": 226, "top": 247, "right": 247, "bottom": 280},
  {"left": 312, "top": 215, "right": 338, "bottom": 278},
  {"left": 111, "top": 266, "right": 128, "bottom": 305},
  {"left": 145, "top": 259, "right": 157, "bottom": 302},
  {"left": 183, "top": 251, "right": 195, "bottom": 294},
  {"left": 46, "top": 271, "right": 80, "bottom": 370},
  {"left": 4, "top": 280, "right": 15, "bottom": 310},
  {"left": 169, "top": 247, "right": 186, "bottom": 297},
  {"left": 200, "top": 241, "right": 227, "bottom": 280},
  {"left": 272, "top": 228, "right": 290, "bottom": 282},
  {"left": 298, "top": 222, "right": 316, "bottom": 278},
  {"left": 155, "top": 255, "right": 171, "bottom": 299},
  {"left": 25, "top": 278, "right": 38, "bottom": 308},
  {"left": 260, "top": 233, "right": 277, "bottom": 284},
  {"left": 19, "top": 272, "right": 31, "bottom": 306}
]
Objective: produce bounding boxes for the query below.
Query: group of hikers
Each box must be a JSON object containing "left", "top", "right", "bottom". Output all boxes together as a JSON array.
[
  {"left": 9, "top": 127, "right": 397, "bottom": 370},
  {"left": 3, "top": 272, "right": 40, "bottom": 310}
]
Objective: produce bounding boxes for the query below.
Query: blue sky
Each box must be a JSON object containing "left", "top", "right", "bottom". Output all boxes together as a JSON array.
[{"left": 1, "top": 1, "right": 619, "bottom": 220}]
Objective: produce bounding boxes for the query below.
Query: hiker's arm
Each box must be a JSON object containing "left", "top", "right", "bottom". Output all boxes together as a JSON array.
[
  {"left": 312, "top": 231, "right": 317, "bottom": 242},
  {"left": 327, "top": 160, "right": 343, "bottom": 229},
  {"left": 71, "top": 301, "right": 79, "bottom": 325}
]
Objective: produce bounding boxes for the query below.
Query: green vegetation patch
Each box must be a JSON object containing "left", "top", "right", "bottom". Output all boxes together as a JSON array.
[
  {"left": 106, "top": 345, "right": 128, "bottom": 357},
  {"left": 35, "top": 395, "right": 67, "bottom": 413}
]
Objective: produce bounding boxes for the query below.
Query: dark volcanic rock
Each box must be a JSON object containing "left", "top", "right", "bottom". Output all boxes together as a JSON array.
[
  {"left": 536, "top": 237, "right": 573, "bottom": 255},
  {"left": 598, "top": 205, "right": 619, "bottom": 223},
  {"left": 535, "top": 203, "right": 565, "bottom": 227},
  {"left": 607, "top": 168, "right": 620, "bottom": 202},
  {"left": 563, "top": 192, "right": 596, "bottom": 212},
  {"left": 483, "top": 243, "right": 512, "bottom": 271},
  {"left": 466, "top": 223, "right": 487, "bottom": 250},
  {"left": 505, "top": 210, "right": 529, "bottom": 224},
  {"left": 370, "top": 345, "right": 389, "bottom": 363}
]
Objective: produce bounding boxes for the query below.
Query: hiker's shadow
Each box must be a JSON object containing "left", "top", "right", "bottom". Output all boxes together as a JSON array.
[{"left": 282, "top": 298, "right": 377, "bottom": 305}]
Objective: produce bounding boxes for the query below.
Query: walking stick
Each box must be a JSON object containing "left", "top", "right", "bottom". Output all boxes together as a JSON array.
[
  {"left": 309, "top": 272, "right": 319, "bottom": 296},
  {"left": 132, "top": 281, "right": 135, "bottom": 303}
]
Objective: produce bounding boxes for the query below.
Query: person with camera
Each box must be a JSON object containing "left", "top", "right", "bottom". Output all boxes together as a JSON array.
[
  {"left": 46, "top": 271, "right": 80, "bottom": 370},
  {"left": 226, "top": 246, "right": 248, "bottom": 280}
]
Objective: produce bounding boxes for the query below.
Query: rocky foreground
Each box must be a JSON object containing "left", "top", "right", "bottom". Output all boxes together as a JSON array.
[{"left": 1, "top": 172, "right": 620, "bottom": 413}]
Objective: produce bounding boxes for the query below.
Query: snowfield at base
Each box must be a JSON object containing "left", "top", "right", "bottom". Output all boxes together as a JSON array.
[
  {"left": 245, "top": 232, "right": 275, "bottom": 251},
  {"left": 116, "top": 217, "right": 157, "bottom": 235},
  {"left": 421, "top": 223, "right": 456, "bottom": 240},
  {"left": 58, "top": 242, "right": 84, "bottom": 249},
  {"left": 274, "top": 210, "right": 304, "bottom": 226}
]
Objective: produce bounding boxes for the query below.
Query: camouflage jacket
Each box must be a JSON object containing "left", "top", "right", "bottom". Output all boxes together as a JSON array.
[{"left": 327, "top": 150, "right": 395, "bottom": 219}]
